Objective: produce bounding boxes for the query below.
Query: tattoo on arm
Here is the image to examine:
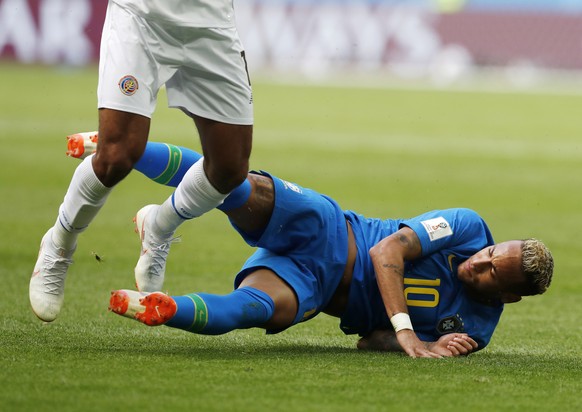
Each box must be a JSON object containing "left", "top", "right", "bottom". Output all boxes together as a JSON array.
[
  {"left": 397, "top": 230, "right": 421, "bottom": 258},
  {"left": 397, "top": 232, "right": 414, "bottom": 249},
  {"left": 225, "top": 174, "right": 274, "bottom": 233},
  {"left": 251, "top": 175, "right": 275, "bottom": 210},
  {"left": 382, "top": 263, "right": 403, "bottom": 276},
  {"left": 378, "top": 229, "right": 421, "bottom": 276}
]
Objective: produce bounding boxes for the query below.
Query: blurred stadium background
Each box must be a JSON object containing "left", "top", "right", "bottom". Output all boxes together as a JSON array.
[{"left": 1, "top": 0, "right": 582, "bottom": 88}]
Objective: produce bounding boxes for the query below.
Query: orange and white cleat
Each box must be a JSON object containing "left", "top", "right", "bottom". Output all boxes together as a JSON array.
[
  {"left": 109, "top": 289, "right": 177, "bottom": 326},
  {"left": 66, "top": 131, "right": 98, "bottom": 159}
]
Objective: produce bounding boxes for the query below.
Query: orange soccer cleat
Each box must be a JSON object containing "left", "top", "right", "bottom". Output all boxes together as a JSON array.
[
  {"left": 109, "top": 289, "right": 177, "bottom": 326},
  {"left": 66, "top": 131, "right": 99, "bottom": 159}
]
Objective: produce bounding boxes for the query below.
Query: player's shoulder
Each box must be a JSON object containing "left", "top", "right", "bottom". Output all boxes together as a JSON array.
[
  {"left": 444, "top": 208, "right": 493, "bottom": 245},
  {"left": 437, "top": 208, "right": 485, "bottom": 227},
  {"left": 443, "top": 207, "right": 481, "bottom": 219},
  {"left": 399, "top": 208, "right": 490, "bottom": 243}
]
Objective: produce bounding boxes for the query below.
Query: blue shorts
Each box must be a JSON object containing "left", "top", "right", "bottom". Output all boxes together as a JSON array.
[{"left": 232, "top": 172, "right": 349, "bottom": 333}]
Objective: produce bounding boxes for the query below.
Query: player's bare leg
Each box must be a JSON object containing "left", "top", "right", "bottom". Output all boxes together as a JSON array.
[
  {"left": 134, "top": 116, "right": 252, "bottom": 292},
  {"left": 30, "top": 110, "right": 149, "bottom": 322}
]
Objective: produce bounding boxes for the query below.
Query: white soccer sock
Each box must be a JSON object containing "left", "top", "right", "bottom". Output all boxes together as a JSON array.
[
  {"left": 51, "top": 155, "right": 112, "bottom": 250},
  {"left": 154, "top": 158, "right": 227, "bottom": 235}
]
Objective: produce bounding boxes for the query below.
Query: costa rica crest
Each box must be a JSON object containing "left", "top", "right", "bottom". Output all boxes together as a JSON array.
[{"left": 118, "top": 75, "right": 139, "bottom": 96}]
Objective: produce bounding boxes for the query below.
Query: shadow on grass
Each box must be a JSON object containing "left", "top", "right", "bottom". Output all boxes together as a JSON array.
[{"left": 8, "top": 319, "right": 582, "bottom": 372}]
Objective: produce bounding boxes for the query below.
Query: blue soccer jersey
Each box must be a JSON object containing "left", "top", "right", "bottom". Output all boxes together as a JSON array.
[
  {"left": 231, "top": 173, "right": 503, "bottom": 348},
  {"left": 341, "top": 208, "right": 503, "bottom": 350}
]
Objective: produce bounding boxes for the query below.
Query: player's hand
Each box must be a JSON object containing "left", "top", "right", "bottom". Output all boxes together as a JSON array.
[
  {"left": 396, "top": 329, "right": 442, "bottom": 358},
  {"left": 428, "top": 333, "right": 478, "bottom": 357}
]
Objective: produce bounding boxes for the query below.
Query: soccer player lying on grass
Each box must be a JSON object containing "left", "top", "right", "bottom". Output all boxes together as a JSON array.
[{"left": 69, "top": 133, "right": 554, "bottom": 358}]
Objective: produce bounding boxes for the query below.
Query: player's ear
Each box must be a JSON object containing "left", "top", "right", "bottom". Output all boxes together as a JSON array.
[{"left": 501, "top": 293, "right": 522, "bottom": 304}]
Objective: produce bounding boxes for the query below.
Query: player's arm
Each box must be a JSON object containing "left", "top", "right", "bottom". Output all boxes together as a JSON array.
[
  {"left": 357, "top": 329, "right": 478, "bottom": 357},
  {"left": 369, "top": 227, "right": 442, "bottom": 358}
]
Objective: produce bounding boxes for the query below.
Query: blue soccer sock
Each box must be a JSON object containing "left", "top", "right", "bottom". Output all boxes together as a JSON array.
[
  {"left": 165, "top": 287, "right": 275, "bottom": 335},
  {"left": 135, "top": 142, "right": 201, "bottom": 187},
  {"left": 134, "top": 142, "right": 251, "bottom": 211}
]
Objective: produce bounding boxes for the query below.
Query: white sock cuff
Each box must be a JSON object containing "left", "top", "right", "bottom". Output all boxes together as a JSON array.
[
  {"left": 192, "top": 158, "right": 224, "bottom": 199},
  {"left": 79, "top": 155, "right": 111, "bottom": 199},
  {"left": 172, "top": 158, "right": 227, "bottom": 219},
  {"left": 57, "top": 155, "right": 112, "bottom": 234}
]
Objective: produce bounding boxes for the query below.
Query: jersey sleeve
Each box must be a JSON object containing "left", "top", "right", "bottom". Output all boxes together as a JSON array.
[{"left": 399, "top": 208, "right": 494, "bottom": 257}]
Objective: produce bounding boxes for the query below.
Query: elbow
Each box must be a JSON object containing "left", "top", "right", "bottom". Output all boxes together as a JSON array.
[
  {"left": 369, "top": 243, "right": 382, "bottom": 261},
  {"left": 369, "top": 238, "right": 392, "bottom": 261}
]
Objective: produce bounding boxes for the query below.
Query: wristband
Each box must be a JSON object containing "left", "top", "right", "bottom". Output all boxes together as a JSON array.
[{"left": 390, "top": 312, "right": 413, "bottom": 333}]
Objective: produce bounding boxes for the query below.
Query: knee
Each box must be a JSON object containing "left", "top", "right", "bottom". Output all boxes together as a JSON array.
[
  {"left": 204, "top": 158, "right": 249, "bottom": 194},
  {"left": 92, "top": 135, "right": 144, "bottom": 187}
]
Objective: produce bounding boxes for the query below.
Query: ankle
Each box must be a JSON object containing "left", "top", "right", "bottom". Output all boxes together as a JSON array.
[
  {"left": 51, "top": 225, "right": 77, "bottom": 251},
  {"left": 154, "top": 200, "right": 184, "bottom": 236}
]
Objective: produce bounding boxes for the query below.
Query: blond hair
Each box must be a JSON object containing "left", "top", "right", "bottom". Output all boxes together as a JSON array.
[{"left": 521, "top": 238, "right": 554, "bottom": 295}]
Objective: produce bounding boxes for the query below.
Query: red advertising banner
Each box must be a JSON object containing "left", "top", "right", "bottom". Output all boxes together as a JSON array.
[
  {"left": 437, "top": 11, "right": 582, "bottom": 70},
  {"left": 1, "top": 0, "right": 581, "bottom": 74},
  {"left": 0, "top": 0, "right": 106, "bottom": 65}
]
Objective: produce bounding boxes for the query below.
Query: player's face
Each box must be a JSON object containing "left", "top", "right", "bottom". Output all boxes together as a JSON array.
[{"left": 457, "top": 241, "right": 525, "bottom": 301}]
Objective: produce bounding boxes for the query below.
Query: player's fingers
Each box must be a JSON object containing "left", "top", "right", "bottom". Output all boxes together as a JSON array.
[
  {"left": 448, "top": 339, "right": 476, "bottom": 356},
  {"left": 409, "top": 348, "right": 442, "bottom": 359},
  {"left": 425, "top": 349, "right": 443, "bottom": 359},
  {"left": 451, "top": 334, "right": 478, "bottom": 349},
  {"left": 447, "top": 342, "right": 465, "bottom": 356},
  {"left": 447, "top": 344, "right": 461, "bottom": 357},
  {"left": 465, "top": 336, "right": 479, "bottom": 349},
  {"left": 455, "top": 336, "right": 478, "bottom": 351},
  {"left": 453, "top": 337, "right": 474, "bottom": 351}
]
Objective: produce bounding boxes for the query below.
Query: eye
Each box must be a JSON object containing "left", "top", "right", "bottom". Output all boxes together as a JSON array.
[{"left": 489, "top": 247, "right": 497, "bottom": 278}]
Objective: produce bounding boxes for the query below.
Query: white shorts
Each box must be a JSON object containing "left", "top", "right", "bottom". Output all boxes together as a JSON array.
[{"left": 97, "top": 2, "right": 253, "bottom": 125}]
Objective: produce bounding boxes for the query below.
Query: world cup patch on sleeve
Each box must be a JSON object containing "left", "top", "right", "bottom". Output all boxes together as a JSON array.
[{"left": 421, "top": 216, "right": 453, "bottom": 241}]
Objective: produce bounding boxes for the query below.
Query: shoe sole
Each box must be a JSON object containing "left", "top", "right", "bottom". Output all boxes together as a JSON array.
[{"left": 109, "top": 290, "right": 176, "bottom": 326}]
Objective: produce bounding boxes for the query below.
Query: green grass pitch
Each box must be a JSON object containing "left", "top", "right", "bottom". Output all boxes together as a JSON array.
[{"left": 1, "top": 64, "right": 581, "bottom": 411}]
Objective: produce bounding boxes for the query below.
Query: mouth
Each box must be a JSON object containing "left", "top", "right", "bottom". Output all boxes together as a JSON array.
[{"left": 459, "top": 260, "right": 473, "bottom": 280}]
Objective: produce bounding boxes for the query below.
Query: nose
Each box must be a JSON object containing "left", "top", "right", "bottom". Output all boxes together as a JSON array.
[{"left": 471, "top": 252, "right": 491, "bottom": 271}]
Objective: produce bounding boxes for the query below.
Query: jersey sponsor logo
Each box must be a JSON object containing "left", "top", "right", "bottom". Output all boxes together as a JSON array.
[
  {"left": 436, "top": 314, "right": 464, "bottom": 335},
  {"left": 118, "top": 75, "right": 139, "bottom": 96},
  {"left": 420, "top": 216, "right": 453, "bottom": 241}
]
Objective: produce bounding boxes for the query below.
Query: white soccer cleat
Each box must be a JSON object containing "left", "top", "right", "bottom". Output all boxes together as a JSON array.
[
  {"left": 108, "top": 289, "right": 177, "bottom": 326},
  {"left": 66, "top": 131, "right": 98, "bottom": 159},
  {"left": 133, "top": 205, "right": 179, "bottom": 292},
  {"left": 29, "top": 229, "right": 76, "bottom": 322}
]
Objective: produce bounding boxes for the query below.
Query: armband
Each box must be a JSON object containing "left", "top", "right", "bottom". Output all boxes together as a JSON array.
[{"left": 390, "top": 312, "right": 413, "bottom": 333}]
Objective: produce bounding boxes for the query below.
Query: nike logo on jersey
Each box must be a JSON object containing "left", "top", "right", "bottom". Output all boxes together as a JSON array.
[{"left": 447, "top": 254, "right": 456, "bottom": 271}]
